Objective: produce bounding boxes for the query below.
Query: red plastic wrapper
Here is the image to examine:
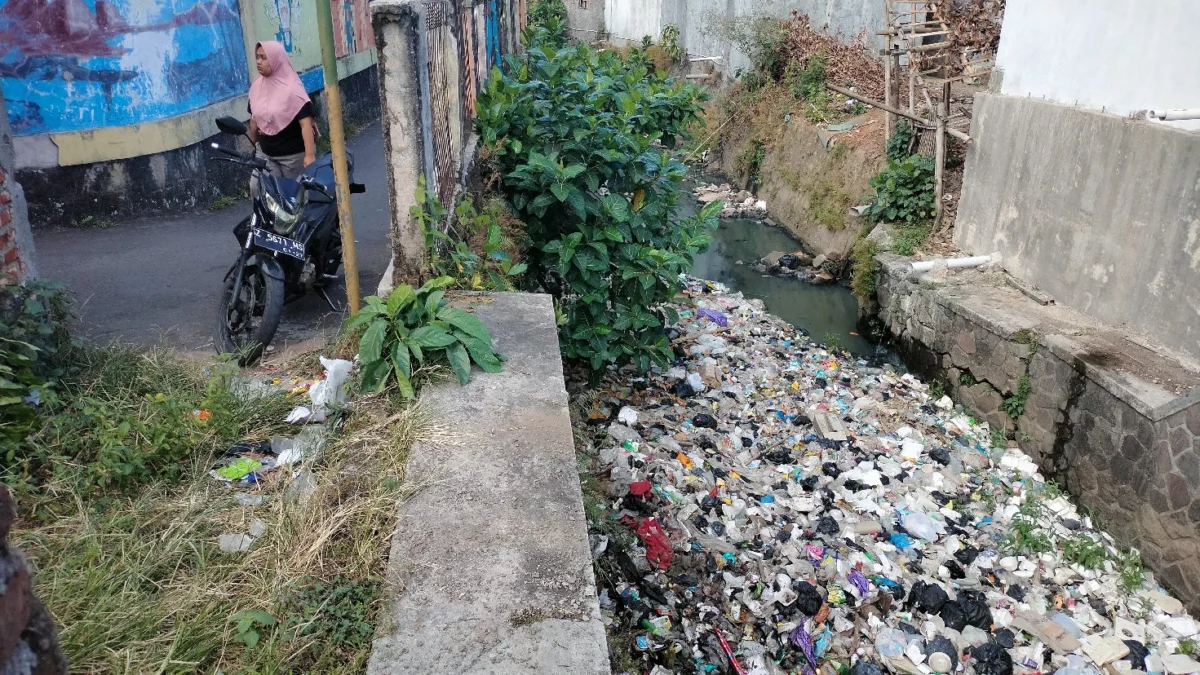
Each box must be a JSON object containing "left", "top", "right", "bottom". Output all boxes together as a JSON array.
[
  {"left": 629, "top": 480, "right": 653, "bottom": 497},
  {"left": 636, "top": 518, "right": 673, "bottom": 570}
]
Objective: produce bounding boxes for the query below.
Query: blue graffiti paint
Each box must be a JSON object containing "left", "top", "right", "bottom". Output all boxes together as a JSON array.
[
  {"left": 0, "top": 0, "right": 250, "bottom": 136},
  {"left": 487, "top": 0, "right": 501, "bottom": 70}
]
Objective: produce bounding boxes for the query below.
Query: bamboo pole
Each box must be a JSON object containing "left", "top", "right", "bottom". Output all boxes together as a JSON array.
[
  {"left": 825, "top": 83, "right": 970, "bottom": 142},
  {"left": 883, "top": 0, "right": 894, "bottom": 139},
  {"left": 934, "top": 80, "right": 951, "bottom": 230},
  {"left": 315, "top": 0, "right": 360, "bottom": 314}
]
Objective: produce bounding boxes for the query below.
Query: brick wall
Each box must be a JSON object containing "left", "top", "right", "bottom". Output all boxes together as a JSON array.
[
  {"left": 0, "top": 486, "right": 66, "bottom": 675},
  {"left": 1, "top": 167, "right": 25, "bottom": 283},
  {"left": 1, "top": 93, "right": 36, "bottom": 285}
]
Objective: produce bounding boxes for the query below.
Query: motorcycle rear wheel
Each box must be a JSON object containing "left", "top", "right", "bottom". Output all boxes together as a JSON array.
[{"left": 216, "top": 262, "right": 284, "bottom": 365}]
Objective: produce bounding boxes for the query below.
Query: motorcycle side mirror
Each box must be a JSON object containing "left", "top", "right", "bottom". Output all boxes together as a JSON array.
[{"left": 216, "top": 116, "right": 248, "bottom": 137}]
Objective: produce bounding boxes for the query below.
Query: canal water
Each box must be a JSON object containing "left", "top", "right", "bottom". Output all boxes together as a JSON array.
[{"left": 683, "top": 182, "right": 879, "bottom": 356}]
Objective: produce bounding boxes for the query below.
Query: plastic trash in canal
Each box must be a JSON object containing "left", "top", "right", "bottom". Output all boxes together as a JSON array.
[{"left": 583, "top": 276, "right": 1197, "bottom": 675}]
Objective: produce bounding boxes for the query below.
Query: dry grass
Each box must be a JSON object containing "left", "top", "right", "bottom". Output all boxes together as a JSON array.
[{"left": 13, "top": 350, "right": 436, "bottom": 674}]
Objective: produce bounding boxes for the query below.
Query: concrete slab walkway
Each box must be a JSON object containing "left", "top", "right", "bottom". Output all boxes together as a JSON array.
[{"left": 368, "top": 292, "right": 609, "bottom": 675}]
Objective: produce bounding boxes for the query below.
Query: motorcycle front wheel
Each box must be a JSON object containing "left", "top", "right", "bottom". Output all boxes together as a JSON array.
[{"left": 215, "top": 261, "right": 284, "bottom": 365}]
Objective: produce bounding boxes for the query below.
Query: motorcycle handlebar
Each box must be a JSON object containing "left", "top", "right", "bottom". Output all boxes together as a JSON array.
[{"left": 208, "top": 142, "right": 268, "bottom": 170}]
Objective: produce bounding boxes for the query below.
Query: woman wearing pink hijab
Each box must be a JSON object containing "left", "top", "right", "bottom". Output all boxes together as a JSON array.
[{"left": 248, "top": 41, "right": 317, "bottom": 179}]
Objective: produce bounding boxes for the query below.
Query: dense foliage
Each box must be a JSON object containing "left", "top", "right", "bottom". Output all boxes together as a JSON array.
[
  {"left": 413, "top": 177, "right": 527, "bottom": 291},
  {"left": 866, "top": 154, "right": 936, "bottom": 226},
  {"left": 348, "top": 277, "right": 503, "bottom": 398},
  {"left": 528, "top": 0, "right": 567, "bottom": 33},
  {"left": 476, "top": 29, "right": 717, "bottom": 373},
  {"left": 0, "top": 281, "right": 73, "bottom": 458},
  {"left": 886, "top": 120, "right": 916, "bottom": 162}
]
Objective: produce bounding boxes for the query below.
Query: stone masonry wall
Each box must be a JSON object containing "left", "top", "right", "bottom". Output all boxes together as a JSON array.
[{"left": 875, "top": 254, "right": 1200, "bottom": 610}]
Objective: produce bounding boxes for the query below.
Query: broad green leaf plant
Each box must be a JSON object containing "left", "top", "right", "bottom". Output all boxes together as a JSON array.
[
  {"left": 476, "top": 28, "right": 718, "bottom": 374},
  {"left": 346, "top": 277, "right": 503, "bottom": 398}
]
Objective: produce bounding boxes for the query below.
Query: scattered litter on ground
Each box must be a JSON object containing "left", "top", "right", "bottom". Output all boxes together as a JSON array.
[
  {"left": 581, "top": 276, "right": 1196, "bottom": 675},
  {"left": 217, "top": 532, "right": 255, "bottom": 553},
  {"left": 211, "top": 357, "right": 349, "bottom": 497},
  {"left": 694, "top": 184, "right": 769, "bottom": 219}
]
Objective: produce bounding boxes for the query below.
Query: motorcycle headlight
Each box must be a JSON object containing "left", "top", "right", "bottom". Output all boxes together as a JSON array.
[{"left": 263, "top": 191, "right": 299, "bottom": 235}]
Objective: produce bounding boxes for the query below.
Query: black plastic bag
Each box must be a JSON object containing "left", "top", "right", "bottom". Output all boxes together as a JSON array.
[{"left": 971, "top": 643, "right": 1013, "bottom": 675}]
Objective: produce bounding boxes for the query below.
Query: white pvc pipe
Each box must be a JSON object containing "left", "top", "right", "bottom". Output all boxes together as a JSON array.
[
  {"left": 1147, "top": 109, "right": 1200, "bottom": 122},
  {"left": 910, "top": 255, "right": 994, "bottom": 273}
]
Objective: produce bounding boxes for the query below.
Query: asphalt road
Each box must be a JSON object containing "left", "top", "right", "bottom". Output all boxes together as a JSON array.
[{"left": 34, "top": 121, "right": 393, "bottom": 356}]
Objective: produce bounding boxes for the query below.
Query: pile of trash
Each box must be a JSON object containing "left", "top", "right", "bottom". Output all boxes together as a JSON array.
[
  {"left": 583, "top": 278, "right": 1199, "bottom": 675},
  {"left": 212, "top": 357, "right": 353, "bottom": 493},
  {"left": 694, "top": 184, "right": 770, "bottom": 219}
]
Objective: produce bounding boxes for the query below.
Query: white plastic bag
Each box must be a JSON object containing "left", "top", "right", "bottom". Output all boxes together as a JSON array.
[{"left": 310, "top": 357, "right": 354, "bottom": 408}]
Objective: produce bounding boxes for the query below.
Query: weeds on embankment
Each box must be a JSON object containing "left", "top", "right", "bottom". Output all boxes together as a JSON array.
[{"left": 7, "top": 342, "right": 433, "bottom": 673}]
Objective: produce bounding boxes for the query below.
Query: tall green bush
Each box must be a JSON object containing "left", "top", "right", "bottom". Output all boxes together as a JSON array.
[{"left": 476, "top": 29, "right": 717, "bottom": 373}]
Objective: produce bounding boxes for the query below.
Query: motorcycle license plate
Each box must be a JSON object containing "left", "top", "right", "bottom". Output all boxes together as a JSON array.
[{"left": 253, "top": 228, "right": 305, "bottom": 260}]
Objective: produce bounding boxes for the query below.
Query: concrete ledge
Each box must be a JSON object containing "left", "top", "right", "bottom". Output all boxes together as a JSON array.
[{"left": 368, "top": 292, "right": 610, "bottom": 675}]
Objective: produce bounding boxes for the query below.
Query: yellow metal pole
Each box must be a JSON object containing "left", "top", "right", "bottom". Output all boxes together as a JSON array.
[{"left": 315, "top": 0, "right": 361, "bottom": 315}]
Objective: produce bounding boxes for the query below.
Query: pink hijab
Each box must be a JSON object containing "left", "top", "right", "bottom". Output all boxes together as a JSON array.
[{"left": 249, "top": 41, "right": 312, "bottom": 136}]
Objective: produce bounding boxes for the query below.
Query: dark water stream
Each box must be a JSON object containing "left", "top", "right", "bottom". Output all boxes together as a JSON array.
[{"left": 682, "top": 182, "right": 879, "bottom": 357}]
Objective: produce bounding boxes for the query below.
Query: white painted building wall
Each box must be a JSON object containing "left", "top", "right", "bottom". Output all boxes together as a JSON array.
[
  {"left": 602, "top": 0, "right": 882, "bottom": 78},
  {"left": 995, "top": 0, "right": 1200, "bottom": 131},
  {"left": 604, "top": 0, "right": 661, "bottom": 44}
]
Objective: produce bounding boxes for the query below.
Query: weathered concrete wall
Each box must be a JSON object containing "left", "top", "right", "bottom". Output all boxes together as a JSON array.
[
  {"left": 994, "top": 0, "right": 1200, "bottom": 132},
  {"left": 604, "top": 0, "right": 882, "bottom": 78},
  {"left": 373, "top": 0, "right": 523, "bottom": 286},
  {"left": 955, "top": 93, "right": 1200, "bottom": 362},
  {"left": 565, "top": 0, "right": 606, "bottom": 42},
  {"left": 876, "top": 256, "right": 1200, "bottom": 610},
  {"left": 0, "top": 94, "right": 34, "bottom": 283},
  {"left": 373, "top": 0, "right": 428, "bottom": 287},
  {"left": 15, "top": 66, "right": 380, "bottom": 228},
  {"left": 4, "top": 0, "right": 379, "bottom": 226}
]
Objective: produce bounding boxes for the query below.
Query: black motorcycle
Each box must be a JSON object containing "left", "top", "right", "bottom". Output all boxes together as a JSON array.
[{"left": 208, "top": 116, "right": 364, "bottom": 363}]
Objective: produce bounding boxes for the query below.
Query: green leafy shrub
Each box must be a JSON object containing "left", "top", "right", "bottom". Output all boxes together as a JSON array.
[
  {"left": 528, "top": 0, "right": 566, "bottom": 31},
  {"left": 866, "top": 154, "right": 936, "bottom": 226},
  {"left": 413, "top": 178, "right": 527, "bottom": 290},
  {"left": 1062, "top": 534, "right": 1107, "bottom": 571},
  {"left": 347, "top": 277, "right": 503, "bottom": 397},
  {"left": 786, "top": 53, "right": 827, "bottom": 100},
  {"left": 1, "top": 338, "right": 44, "bottom": 460},
  {"left": 7, "top": 345, "right": 288, "bottom": 495},
  {"left": 1117, "top": 549, "right": 1146, "bottom": 592},
  {"left": 476, "top": 29, "right": 716, "bottom": 373},
  {"left": 660, "top": 24, "right": 685, "bottom": 64},
  {"left": 1003, "top": 374, "right": 1031, "bottom": 420},
  {"left": 886, "top": 120, "right": 916, "bottom": 162},
  {"left": 849, "top": 238, "right": 880, "bottom": 300}
]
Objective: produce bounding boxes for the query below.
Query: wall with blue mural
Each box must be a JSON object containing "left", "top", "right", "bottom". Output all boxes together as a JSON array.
[{"left": 0, "top": 0, "right": 251, "bottom": 136}]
